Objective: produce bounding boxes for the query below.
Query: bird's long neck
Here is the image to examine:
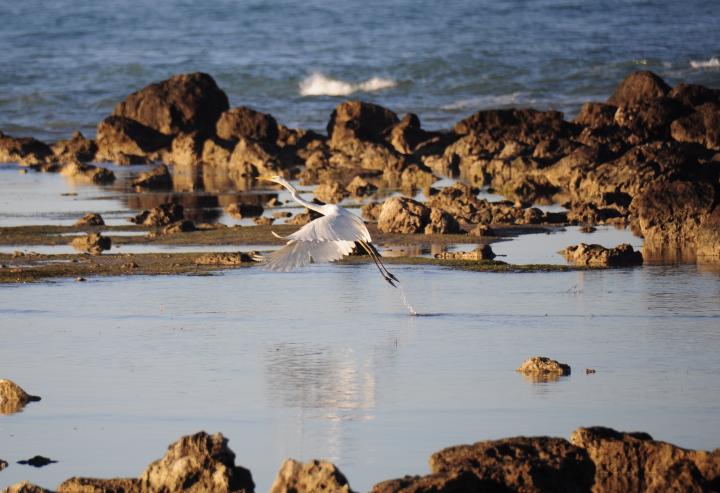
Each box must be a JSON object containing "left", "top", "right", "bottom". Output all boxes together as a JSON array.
[{"left": 281, "top": 181, "right": 324, "bottom": 214}]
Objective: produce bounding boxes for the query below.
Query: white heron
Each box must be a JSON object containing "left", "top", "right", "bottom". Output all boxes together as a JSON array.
[{"left": 254, "top": 175, "right": 399, "bottom": 287}]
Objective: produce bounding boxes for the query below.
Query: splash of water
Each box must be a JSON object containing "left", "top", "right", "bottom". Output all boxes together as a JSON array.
[
  {"left": 398, "top": 284, "right": 418, "bottom": 316},
  {"left": 299, "top": 72, "right": 396, "bottom": 96}
]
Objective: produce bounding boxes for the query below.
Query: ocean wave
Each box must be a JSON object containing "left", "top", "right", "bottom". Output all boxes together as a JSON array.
[
  {"left": 441, "top": 93, "right": 530, "bottom": 111},
  {"left": 690, "top": 57, "right": 720, "bottom": 69},
  {"left": 299, "top": 72, "right": 396, "bottom": 96}
]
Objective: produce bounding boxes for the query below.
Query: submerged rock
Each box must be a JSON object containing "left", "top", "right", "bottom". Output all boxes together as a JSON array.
[
  {"left": 560, "top": 243, "right": 643, "bottom": 267},
  {"left": 130, "top": 203, "right": 184, "bottom": 226},
  {"left": 434, "top": 244, "right": 495, "bottom": 261},
  {"left": 17, "top": 456, "right": 57, "bottom": 468},
  {"left": 71, "top": 233, "right": 111, "bottom": 255},
  {"left": 378, "top": 197, "right": 430, "bottom": 234},
  {"left": 270, "top": 459, "right": 354, "bottom": 493},
  {"left": 571, "top": 426, "right": 720, "bottom": 493},
  {"left": 226, "top": 203, "right": 264, "bottom": 219},
  {"left": 0, "top": 379, "right": 41, "bottom": 415},
  {"left": 74, "top": 213, "right": 105, "bottom": 227},
  {"left": 516, "top": 356, "right": 571, "bottom": 377}
]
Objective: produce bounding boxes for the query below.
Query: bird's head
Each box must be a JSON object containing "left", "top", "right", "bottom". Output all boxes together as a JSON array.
[{"left": 257, "top": 174, "right": 286, "bottom": 186}]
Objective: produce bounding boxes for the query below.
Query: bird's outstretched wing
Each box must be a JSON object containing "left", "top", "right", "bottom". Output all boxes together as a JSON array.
[
  {"left": 282, "top": 210, "right": 372, "bottom": 243},
  {"left": 261, "top": 239, "right": 356, "bottom": 272}
]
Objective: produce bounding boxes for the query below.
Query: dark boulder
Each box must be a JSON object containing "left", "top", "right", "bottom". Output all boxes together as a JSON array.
[
  {"left": 51, "top": 131, "right": 97, "bottom": 163},
  {"left": 378, "top": 197, "right": 430, "bottom": 234},
  {"left": 671, "top": 102, "right": 720, "bottom": 150},
  {"left": 131, "top": 164, "right": 173, "bottom": 189},
  {"left": 607, "top": 71, "right": 671, "bottom": 106},
  {"left": 96, "top": 116, "right": 171, "bottom": 161},
  {"left": 0, "top": 131, "right": 53, "bottom": 166},
  {"left": 130, "top": 203, "right": 184, "bottom": 226},
  {"left": 216, "top": 106, "right": 279, "bottom": 144},
  {"left": 327, "top": 100, "right": 399, "bottom": 146}
]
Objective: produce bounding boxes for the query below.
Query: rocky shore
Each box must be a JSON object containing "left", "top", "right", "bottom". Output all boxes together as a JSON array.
[
  {"left": 1, "top": 427, "right": 718, "bottom": 493},
  {"left": 1, "top": 70, "right": 718, "bottom": 267}
]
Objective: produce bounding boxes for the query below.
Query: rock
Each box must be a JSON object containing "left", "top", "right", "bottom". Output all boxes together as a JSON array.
[
  {"left": 17, "top": 456, "right": 57, "bottom": 468},
  {"left": 560, "top": 243, "right": 642, "bottom": 266},
  {"left": 1, "top": 481, "right": 54, "bottom": 493},
  {"left": 95, "top": 116, "right": 171, "bottom": 161},
  {"left": 113, "top": 72, "right": 229, "bottom": 135},
  {"left": 130, "top": 203, "right": 184, "bottom": 226},
  {"left": 361, "top": 202, "right": 383, "bottom": 222},
  {"left": 287, "top": 212, "right": 313, "bottom": 225},
  {"left": 272, "top": 211, "right": 292, "bottom": 218},
  {"left": 371, "top": 471, "right": 505, "bottom": 493},
  {"left": 60, "top": 161, "right": 116, "bottom": 184},
  {"left": 346, "top": 176, "right": 378, "bottom": 198},
  {"left": 169, "top": 131, "right": 205, "bottom": 166},
  {"left": 613, "top": 97, "right": 690, "bottom": 141},
  {"left": 574, "top": 102, "right": 617, "bottom": 128},
  {"left": 430, "top": 435, "right": 594, "bottom": 493},
  {"left": 0, "top": 458, "right": 6, "bottom": 471},
  {"left": 0, "top": 132, "right": 53, "bottom": 166},
  {"left": 607, "top": 71, "right": 671, "bottom": 106},
  {"left": 453, "top": 108, "right": 576, "bottom": 145},
  {"left": 327, "top": 100, "right": 399, "bottom": 147},
  {"left": 469, "top": 224, "right": 496, "bottom": 237},
  {"left": 388, "top": 113, "right": 441, "bottom": 154},
  {"left": 51, "top": 131, "right": 97, "bottom": 163},
  {"left": 216, "top": 106, "right": 279, "bottom": 143},
  {"left": 696, "top": 208, "right": 720, "bottom": 259},
  {"left": 670, "top": 102, "right": 720, "bottom": 150},
  {"left": 378, "top": 197, "right": 430, "bottom": 234},
  {"left": 269, "top": 459, "right": 354, "bottom": 493},
  {"left": 434, "top": 245, "right": 495, "bottom": 261},
  {"left": 424, "top": 208, "right": 462, "bottom": 234},
  {"left": 160, "top": 220, "right": 195, "bottom": 234},
  {"left": 0, "top": 379, "right": 41, "bottom": 415},
  {"left": 226, "top": 203, "right": 263, "bottom": 219},
  {"left": 195, "top": 252, "right": 253, "bottom": 266},
  {"left": 139, "top": 431, "right": 254, "bottom": 493},
  {"left": 75, "top": 213, "right": 105, "bottom": 227},
  {"left": 228, "top": 137, "right": 281, "bottom": 176},
  {"left": 131, "top": 164, "right": 173, "bottom": 189},
  {"left": 516, "top": 356, "right": 571, "bottom": 378},
  {"left": 668, "top": 82, "right": 720, "bottom": 107},
  {"left": 71, "top": 233, "right": 112, "bottom": 255},
  {"left": 315, "top": 180, "right": 348, "bottom": 204},
  {"left": 253, "top": 216, "right": 274, "bottom": 226},
  {"left": 58, "top": 477, "right": 140, "bottom": 493},
  {"left": 570, "top": 426, "right": 720, "bottom": 493}
]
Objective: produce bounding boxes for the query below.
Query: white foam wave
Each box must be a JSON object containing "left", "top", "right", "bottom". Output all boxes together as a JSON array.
[
  {"left": 299, "top": 72, "right": 396, "bottom": 96},
  {"left": 690, "top": 57, "right": 720, "bottom": 69}
]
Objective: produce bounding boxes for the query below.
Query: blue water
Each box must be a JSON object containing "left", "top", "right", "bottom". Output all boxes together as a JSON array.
[{"left": 1, "top": 0, "right": 719, "bottom": 141}]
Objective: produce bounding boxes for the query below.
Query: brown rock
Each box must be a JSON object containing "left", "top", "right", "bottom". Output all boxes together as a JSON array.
[
  {"left": 160, "top": 220, "right": 196, "bottom": 234},
  {"left": 361, "top": 202, "right": 383, "bottom": 222},
  {"left": 75, "top": 213, "right": 105, "bottom": 227},
  {"left": 0, "top": 458, "right": 7, "bottom": 471},
  {"left": 560, "top": 243, "right": 642, "bottom": 266},
  {"left": 607, "top": 71, "right": 671, "bottom": 106},
  {"left": 253, "top": 216, "right": 274, "bottom": 226},
  {"left": 613, "top": 97, "right": 690, "bottom": 141},
  {"left": 424, "top": 208, "right": 462, "bottom": 234},
  {"left": 139, "top": 431, "right": 254, "bottom": 493},
  {"left": 378, "top": 197, "right": 430, "bottom": 234},
  {"left": 315, "top": 180, "right": 348, "bottom": 204},
  {"left": 113, "top": 72, "right": 229, "bottom": 135},
  {"left": 574, "top": 102, "right": 617, "bottom": 128},
  {"left": 60, "top": 161, "right": 116, "bottom": 184},
  {"left": 389, "top": 113, "right": 441, "bottom": 154},
  {"left": 226, "top": 203, "right": 263, "bottom": 219},
  {"left": 201, "top": 137, "right": 234, "bottom": 166},
  {"left": 96, "top": 116, "right": 171, "bottom": 161},
  {"left": 668, "top": 82, "right": 720, "bottom": 107},
  {"left": 1, "top": 481, "right": 54, "bottom": 493},
  {"left": 671, "top": 102, "right": 720, "bottom": 150},
  {"left": 346, "top": 176, "right": 378, "bottom": 198},
  {"left": 71, "top": 233, "right": 112, "bottom": 255},
  {"left": 130, "top": 203, "right": 184, "bottom": 226},
  {"left": 229, "top": 138, "right": 281, "bottom": 176},
  {"left": 327, "top": 100, "right": 399, "bottom": 147},
  {"left": 51, "top": 131, "right": 98, "bottom": 163},
  {"left": 516, "top": 356, "right": 571, "bottom": 378},
  {"left": 570, "top": 426, "right": 720, "bottom": 493},
  {"left": 372, "top": 471, "right": 508, "bottom": 493},
  {"left": 131, "top": 164, "right": 172, "bottom": 189},
  {"left": 269, "top": 459, "right": 354, "bottom": 493},
  {"left": 430, "top": 436, "right": 594, "bottom": 493},
  {"left": 58, "top": 477, "right": 139, "bottom": 493},
  {"left": 434, "top": 245, "right": 495, "bottom": 261},
  {"left": 469, "top": 224, "right": 496, "bottom": 237},
  {"left": 195, "top": 252, "right": 253, "bottom": 266},
  {"left": 0, "top": 132, "right": 53, "bottom": 166},
  {"left": 216, "top": 107, "right": 278, "bottom": 143},
  {"left": 0, "top": 379, "right": 41, "bottom": 415},
  {"left": 696, "top": 208, "right": 720, "bottom": 259},
  {"left": 169, "top": 132, "right": 205, "bottom": 166},
  {"left": 453, "top": 108, "right": 576, "bottom": 145}
]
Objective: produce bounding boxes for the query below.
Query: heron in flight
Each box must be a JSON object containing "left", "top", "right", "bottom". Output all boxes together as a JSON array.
[{"left": 254, "top": 175, "right": 399, "bottom": 287}]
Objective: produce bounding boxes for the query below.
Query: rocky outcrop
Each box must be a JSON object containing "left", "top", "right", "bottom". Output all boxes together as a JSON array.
[
  {"left": 434, "top": 245, "right": 495, "bottom": 261},
  {"left": 95, "top": 116, "right": 171, "bottom": 162},
  {"left": 560, "top": 243, "right": 643, "bottom": 266},
  {"left": 216, "top": 106, "right": 278, "bottom": 144},
  {"left": 0, "top": 379, "right": 41, "bottom": 415},
  {"left": 75, "top": 213, "right": 105, "bottom": 227},
  {"left": 1, "top": 482, "right": 53, "bottom": 493},
  {"left": 71, "top": 233, "right": 112, "bottom": 255},
  {"left": 160, "top": 220, "right": 196, "bottom": 234},
  {"left": 51, "top": 132, "right": 97, "bottom": 163},
  {"left": 314, "top": 180, "right": 348, "bottom": 204},
  {"left": 670, "top": 102, "right": 720, "bottom": 150},
  {"left": 372, "top": 470, "right": 504, "bottom": 493},
  {"left": 327, "top": 100, "right": 399, "bottom": 147},
  {"left": 346, "top": 176, "right": 378, "bottom": 198},
  {"left": 516, "top": 356, "right": 571, "bottom": 378},
  {"left": 58, "top": 477, "right": 140, "bottom": 493},
  {"left": 195, "top": 252, "right": 254, "bottom": 266},
  {"left": 573, "top": 103, "right": 617, "bottom": 129},
  {"left": 425, "top": 207, "right": 462, "bottom": 234},
  {"left": 378, "top": 197, "right": 430, "bottom": 234},
  {"left": 269, "top": 459, "right": 354, "bottom": 493},
  {"left": 60, "top": 161, "right": 115, "bottom": 184},
  {"left": 130, "top": 203, "right": 184, "bottom": 226},
  {"left": 607, "top": 71, "right": 671, "bottom": 106},
  {"left": 113, "top": 73, "right": 229, "bottom": 136},
  {"left": 0, "top": 132, "right": 53, "bottom": 166},
  {"left": 131, "top": 164, "right": 172, "bottom": 189},
  {"left": 570, "top": 426, "right": 720, "bottom": 493}
]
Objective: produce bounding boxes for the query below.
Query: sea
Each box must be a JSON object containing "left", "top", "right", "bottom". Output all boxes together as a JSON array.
[{"left": 1, "top": 1, "right": 720, "bottom": 491}]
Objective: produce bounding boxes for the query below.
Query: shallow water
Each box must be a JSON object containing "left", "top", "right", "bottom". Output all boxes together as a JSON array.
[{"left": 1, "top": 263, "right": 719, "bottom": 491}]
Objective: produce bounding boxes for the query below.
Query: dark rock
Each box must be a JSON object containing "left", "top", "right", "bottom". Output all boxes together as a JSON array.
[
  {"left": 226, "top": 203, "right": 263, "bottom": 219},
  {"left": 74, "top": 213, "right": 105, "bottom": 227},
  {"left": 574, "top": 102, "right": 617, "bottom": 128},
  {"left": 71, "top": 233, "right": 112, "bottom": 255},
  {"left": 607, "top": 71, "right": 671, "bottom": 106},
  {"left": 58, "top": 477, "right": 140, "bottom": 493},
  {"left": 327, "top": 100, "right": 399, "bottom": 146},
  {"left": 95, "top": 116, "right": 171, "bottom": 161},
  {"left": 169, "top": 131, "right": 205, "bottom": 166},
  {"left": 389, "top": 113, "right": 443, "bottom": 154},
  {"left": 113, "top": 72, "right": 229, "bottom": 135},
  {"left": 430, "top": 436, "right": 595, "bottom": 493},
  {"left": 372, "top": 471, "right": 511, "bottom": 493},
  {"left": 216, "top": 106, "right": 279, "bottom": 144},
  {"left": 424, "top": 208, "right": 462, "bottom": 234},
  {"left": 560, "top": 243, "right": 643, "bottom": 266},
  {"left": 130, "top": 203, "right": 184, "bottom": 226},
  {"left": 0, "top": 459, "right": 7, "bottom": 471},
  {"left": 613, "top": 97, "right": 691, "bottom": 141},
  {"left": 346, "top": 176, "right": 378, "bottom": 198},
  {"left": 60, "top": 161, "right": 116, "bottom": 184},
  {"left": 131, "top": 164, "right": 172, "bottom": 189},
  {"left": 195, "top": 252, "right": 253, "bottom": 266},
  {"left": 378, "top": 197, "right": 430, "bottom": 234},
  {"left": 51, "top": 131, "right": 97, "bottom": 163},
  {"left": 453, "top": 108, "right": 576, "bottom": 145},
  {"left": 17, "top": 456, "right": 56, "bottom": 468},
  {"left": 671, "top": 102, "right": 720, "bottom": 150},
  {"left": 0, "top": 132, "right": 53, "bottom": 166},
  {"left": 269, "top": 459, "right": 354, "bottom": 493},
  {"left": 161, "top": 220, "right": 196, "bottom": 234},
  {"left": 571, "top": 426, "right": 720, "bottom": 493},
  {"left": 669, "top": 83, "right": 720, "bottom": 107},
  {"left": 0, "top": 379, "right": 41, "bottom": 415}
]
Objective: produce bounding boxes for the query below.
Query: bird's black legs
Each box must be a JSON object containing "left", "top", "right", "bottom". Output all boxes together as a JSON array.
[{"left": 359, "top": 241, "right": 399, "bottom": 287}]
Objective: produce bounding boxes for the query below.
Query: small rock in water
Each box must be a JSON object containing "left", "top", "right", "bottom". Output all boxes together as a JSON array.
[
  {"left": 270, "top": 458, "right": 354, "bottom": 493},
  {"left": 0, "top": 379, "right": 41, "bottom": 415},
  {"left": 585, "top": 368, "right": 597, "bottom": 374},
  {"left": 434, "top": 244, "right": 495, "bottom": 261},
  {"left": 17, "top": 456, "right": 56, "bottom": 468},
  {"left": 253, "top": 216, "right": 275, "bottom": 226},
  {"left": 0, "top": 458, "right": 7, "bottom": 471},
  {"left": 75, "top": 212, "right": 105, "bottom": 227},
  {"left": 469, "top": 224, "right": 496, "bottom": 237},
  {"left": 71, "top": 232, "right": 111, "bottom": 255},
  {"left": 75, "top": 277, "right": 86, "bottom": 282},
  {"left": 516, "top": 356, "right": 571, "bottom": 381},
  {"left": 560, "top": 243, "right": 642, "bottom": 266}
]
